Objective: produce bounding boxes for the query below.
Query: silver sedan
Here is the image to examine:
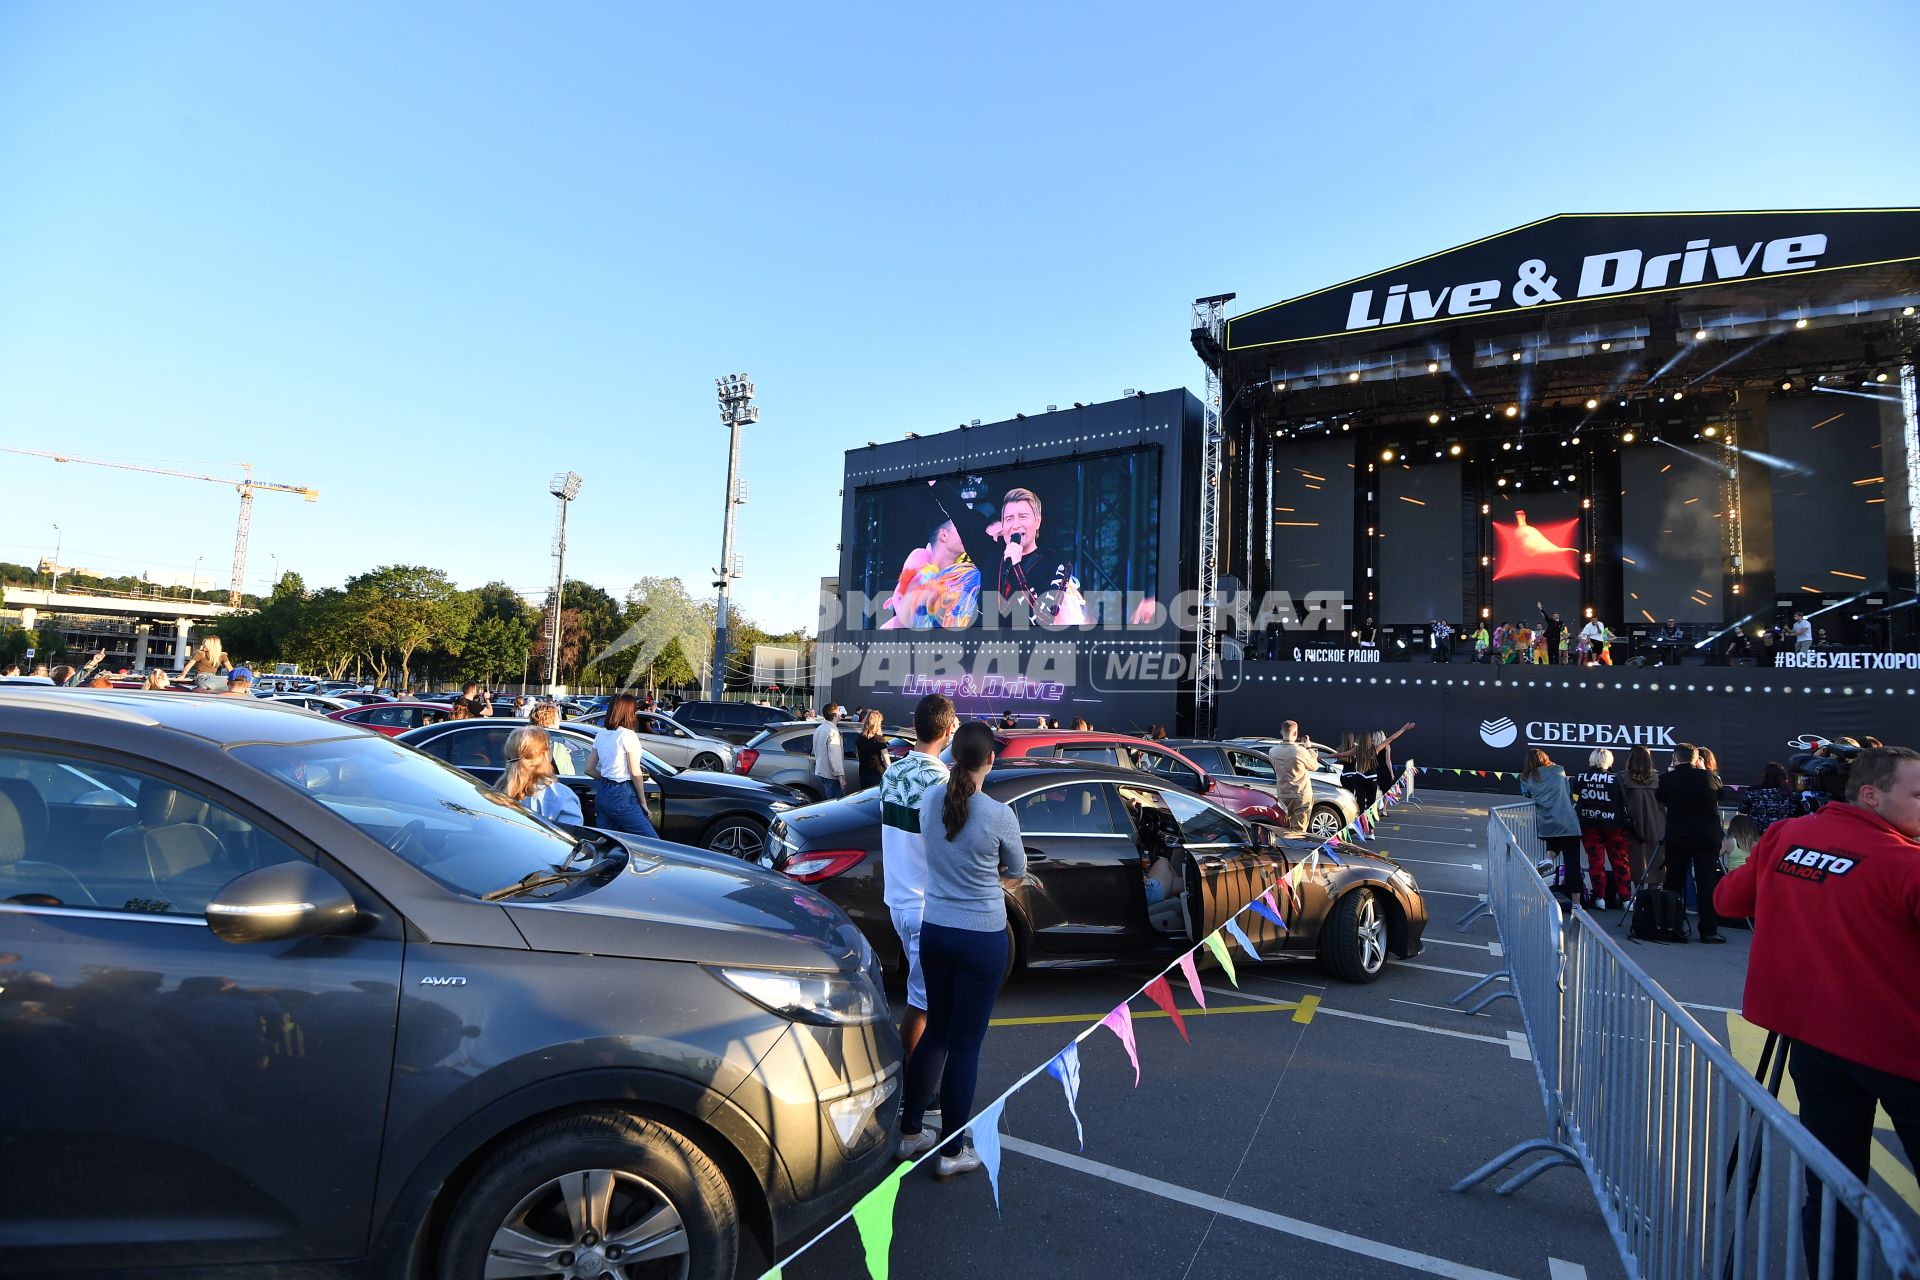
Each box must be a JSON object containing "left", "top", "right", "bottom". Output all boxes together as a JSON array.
[{"left": 572, "top": 708, "right": 737, "bottom": 772}]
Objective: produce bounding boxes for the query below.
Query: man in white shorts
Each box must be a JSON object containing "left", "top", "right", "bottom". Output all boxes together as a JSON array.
[{"left": 878, "top": 693, "right": 958, "bottom": 1061}]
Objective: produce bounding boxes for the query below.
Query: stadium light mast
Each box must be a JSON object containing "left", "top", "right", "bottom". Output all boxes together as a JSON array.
[
  {"left": 713, "top": 374, "right": 759, "bottom": 699},
  {"left": 545, "top": 471, "right": 584, "bottom": 694}
]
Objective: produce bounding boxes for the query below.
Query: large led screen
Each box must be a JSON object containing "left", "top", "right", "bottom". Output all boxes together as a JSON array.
[
  {"left": 849, "top": 448, "right": 1160, "bottom": 629},
  {"left": 1621, "top": 449, "right": 1723, "bottom": 625},
  {"left": 1768, "top": 399, "right": 1888, "bottom": 594},
  {"left": 1487, "top": 488, "right": 1583, "bottom": 627},
  {"left": 1381, "top": 461, "right": 1463, "bottom": 624},
  {"left": 1269, "top": 441, "right": 1355, "bottom": 601}
]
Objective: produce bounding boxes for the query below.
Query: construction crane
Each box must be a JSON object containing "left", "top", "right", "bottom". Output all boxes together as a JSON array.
[{"left": 1, "top": 447, "right": 318, "bottom": 606}]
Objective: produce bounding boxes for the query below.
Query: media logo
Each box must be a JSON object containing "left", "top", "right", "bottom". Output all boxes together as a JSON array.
[{"left": 1479, "top": 717, "right": 1518, "bottom": 749}]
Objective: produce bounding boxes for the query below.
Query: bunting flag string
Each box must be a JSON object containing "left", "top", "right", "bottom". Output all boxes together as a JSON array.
[{"left": 757, "top": 762, "right": 1421, "bottom": 1280}]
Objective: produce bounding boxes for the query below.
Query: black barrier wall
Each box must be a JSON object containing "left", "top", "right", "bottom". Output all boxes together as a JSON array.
[{"left": 1215, "top": 665, "right": 1917, "bottom": 785}]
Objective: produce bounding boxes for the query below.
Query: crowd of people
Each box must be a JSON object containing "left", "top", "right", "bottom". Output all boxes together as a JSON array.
[{"left": 1517, "top": 735, "right": 1891, "bottom": 939}]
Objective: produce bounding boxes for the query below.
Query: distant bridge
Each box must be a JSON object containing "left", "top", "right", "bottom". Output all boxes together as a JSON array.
[{"left": 3, "top": 586, "right": 240, "bottom": 670}]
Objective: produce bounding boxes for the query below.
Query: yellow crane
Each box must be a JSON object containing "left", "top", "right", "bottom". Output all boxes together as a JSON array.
[{"left": 1, "top": 447, "right": 318, "bottom": 606}]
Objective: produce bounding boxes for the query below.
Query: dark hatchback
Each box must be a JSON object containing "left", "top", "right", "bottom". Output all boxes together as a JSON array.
[
  {"left": 396, "top": 718, "right": 801, "bottom": 863},
  {"left": 0, "top": 690, "right": 900, "bottom": 1279},
  {"left": 769, "top": 759, "right": 1427, "bottom": 984}
]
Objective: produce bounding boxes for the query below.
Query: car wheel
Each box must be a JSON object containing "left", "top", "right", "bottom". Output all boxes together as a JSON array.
[
  {"left": 1306, "top": 804, "right": 1343, "bottom": 841},
  {"left": 1321, "top": 887, "right": 1389, "bottom": 983},
  {"left": 689, "top": 752, "right": 723, "bottom": 772},
  {"left": 702, "top": 817, "right": 766, "bottom": 861},
  {"left": 437, "top": 1111, "right": 735, "bottom": 1280}
]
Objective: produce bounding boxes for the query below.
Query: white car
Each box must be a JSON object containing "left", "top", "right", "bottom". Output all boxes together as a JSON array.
[
  {"left": 574, "top": 708, "right": 737, "bottom": 772},
  {"left": 269, "top": 693, "right": 355, "bottom": 714}
]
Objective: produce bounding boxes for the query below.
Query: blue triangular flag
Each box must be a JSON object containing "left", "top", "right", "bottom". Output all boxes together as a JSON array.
[
  {"left": 973, "top": 1095, "right": 1007, "bottom": 1212},
  {"left": 1249, "top": 896, "right": 1290, "bottom": 932},
  {"left": 1224, "top": 917, "right": 1262, "bottom": 961},
  {"left": 1046, "top": 1044, "right": 1084, "bottom": 1151}
]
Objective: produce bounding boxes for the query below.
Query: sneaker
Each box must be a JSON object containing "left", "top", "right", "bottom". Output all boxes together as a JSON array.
[
  {"left": 1701, "top": 933, "right": 1727, "bottom": 945},
  {"left": 936, "top": 1142, "right": 982, "bottom": 1179},
  {"left": 896, "top": 1127, "right": 941, "bottom": 1160}
]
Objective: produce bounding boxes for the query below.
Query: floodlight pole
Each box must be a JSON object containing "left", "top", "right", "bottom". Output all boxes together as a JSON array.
[
  {"left": 546, "top": 471, "right": 583, "bottom": 694},
  {"left": 713, "top": 374, "right": 759, "bottom": 699}
]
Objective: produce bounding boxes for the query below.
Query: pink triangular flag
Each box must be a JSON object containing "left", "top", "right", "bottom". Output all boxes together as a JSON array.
[
  {"left": 1099, "top": 1003, "right": 1140, "bottom": 1085},
  {"left": 1176, "top": 951, "right": 1207, "bottom": 1010},
  {"left": 1141, "top": 975, "right": 1188, "bottom": 1042},
  {"left": 1262, "top": 887, "right": 1284, "bottom": 918}
]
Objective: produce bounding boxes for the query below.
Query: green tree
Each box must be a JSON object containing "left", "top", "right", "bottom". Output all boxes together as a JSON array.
[
  {"left": 460, "top": 613, "right": 533, "bottom": 685},
  {"left": 345, "top": 565, "right": 475, "bottom": 692},
  {"left": 285, "top": 588, "right": 361, "bottom": 680}
]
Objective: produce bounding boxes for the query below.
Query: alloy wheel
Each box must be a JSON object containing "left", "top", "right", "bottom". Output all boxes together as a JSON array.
[
  {"left": 1357, "top": 893, "right": 1387, "bottom": 974},
  {"left": 485, "top": 1167, "right": 689, "bottom": 1279},
  {"left": 705, "top": 822, "right": 764, "bottom": 860}
]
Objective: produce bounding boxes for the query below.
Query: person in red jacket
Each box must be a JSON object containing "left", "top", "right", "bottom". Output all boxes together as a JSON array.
[{"left": 1714, "top": 745, "right": 1920, "bottom": 1272}]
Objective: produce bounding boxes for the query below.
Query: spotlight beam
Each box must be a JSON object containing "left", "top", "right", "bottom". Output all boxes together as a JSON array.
[
  {"left": 1811, "top": 385, "right": 1902, "bottom": 404},
  {"left": 1687, "top": 333, "right": 1780, "bottom": 387}
]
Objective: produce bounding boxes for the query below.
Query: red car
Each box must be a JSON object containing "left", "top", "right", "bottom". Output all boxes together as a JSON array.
[
  {"left": 986, "top": 729, "right": 1283, "bottom": 823},
  {"left": 325, "top": 701, "right": 455, "bottom": 736}
]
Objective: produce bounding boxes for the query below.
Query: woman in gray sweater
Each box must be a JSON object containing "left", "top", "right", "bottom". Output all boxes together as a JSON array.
[{"left": 896, "top": 720, "right": 1026, "bottom": 1180}]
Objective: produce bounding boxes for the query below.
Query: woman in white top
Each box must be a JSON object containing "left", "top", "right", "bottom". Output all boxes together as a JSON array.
[
  {"left": 502, "top": 726, "right": 584, "bottom": 826},
  {"left": 590, "top": 693, "right": 659, "bottom": 839}
]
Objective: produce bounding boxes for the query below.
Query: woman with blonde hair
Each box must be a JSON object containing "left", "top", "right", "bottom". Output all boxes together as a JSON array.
[
  {"left": 855, "top": 708, "right": 890, "bottom": 790},
  {"left": 502, "top": 727, "right": 583, "bottom": 825},
  {"left": 180, "top": 635, "right": 231, "bottom": 689},
  {"left": 529, "top": 701, "right": 561, "bottom": 729},
  {"left": 142, "top": 669, "right": 173, "bottom": 691}
]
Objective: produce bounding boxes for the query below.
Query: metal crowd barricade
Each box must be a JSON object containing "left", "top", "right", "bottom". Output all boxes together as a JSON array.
[
  {"left": 1456, "top": 801, "right": 1540, "bottom": 930},
  {"left": 1453, "top": 886, "right": 1920, "bottom": 1279}
]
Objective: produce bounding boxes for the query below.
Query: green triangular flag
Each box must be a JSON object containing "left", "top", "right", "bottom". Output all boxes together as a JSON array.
[
  {"left": 1202, "top": 931, "right": 1238, "bottom": 986},
  {"left": 853, "top": 1162, "right": 911, "bottom": 1279}
]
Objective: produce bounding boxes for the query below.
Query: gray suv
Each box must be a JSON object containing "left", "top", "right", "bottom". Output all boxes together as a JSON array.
[
  {"left": 0, "top": 689, "right": 901, "bottom": 1277},
  {"left": 737, "top": 723, "right": 911, "bottom": 801}
]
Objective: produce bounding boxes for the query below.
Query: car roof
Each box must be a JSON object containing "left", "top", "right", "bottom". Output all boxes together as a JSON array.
[{"left": 0, "top": 686, "right": 367, "bottom": 746}]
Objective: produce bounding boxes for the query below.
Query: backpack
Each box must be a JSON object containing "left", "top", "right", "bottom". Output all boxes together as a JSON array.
[{"left": 1630, "top": 888, "right": 1691, "bottom": 943}]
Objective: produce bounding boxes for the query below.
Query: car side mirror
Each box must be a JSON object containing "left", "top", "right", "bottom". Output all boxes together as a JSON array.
[
  {"left": 206, "top": 861, "right": 359, "bottom": 944},
  {"left": 1199, "top": 774, "right": 1215, "bottom": 793}
]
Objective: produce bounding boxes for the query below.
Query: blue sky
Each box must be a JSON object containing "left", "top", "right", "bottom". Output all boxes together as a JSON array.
[{"left": 2, "top": 1, "right": 1916, "bottom": 631}]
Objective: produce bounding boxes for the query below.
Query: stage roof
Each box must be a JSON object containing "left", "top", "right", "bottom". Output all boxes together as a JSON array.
[{"left": 1200, "top": 209, "right": 1920, "bottom": 435}]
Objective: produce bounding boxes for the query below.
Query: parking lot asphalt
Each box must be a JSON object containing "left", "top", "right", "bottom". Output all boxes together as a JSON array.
[{"left": 775, "top": 789, "right": 1623, "bottom": 1280}]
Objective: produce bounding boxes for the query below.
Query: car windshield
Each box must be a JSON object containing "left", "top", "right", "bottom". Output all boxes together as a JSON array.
[{"left": 231, "top": 735, "right": 585, "bottom": 897}]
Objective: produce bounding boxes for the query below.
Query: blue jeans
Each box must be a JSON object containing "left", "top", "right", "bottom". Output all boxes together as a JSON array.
[
  {"left": 815, "top": 774, "right": 844, "bottom": 800},
  {"left": 902, "top": 921, "right": 1007, "bottom": 1140},
  {"left": 594, "top": 778, "right": 659, "bottom": 840}
]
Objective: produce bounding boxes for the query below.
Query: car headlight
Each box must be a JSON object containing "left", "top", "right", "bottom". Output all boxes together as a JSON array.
[
  {"left": 709, "top": 966, "right": 882, "bottom": 1026},
  {"left": 1392, "top": 866, "right": 1419, "bottom": 889},
  {"left": 768, "top": 800, "right": 793, "bottom": 812}
]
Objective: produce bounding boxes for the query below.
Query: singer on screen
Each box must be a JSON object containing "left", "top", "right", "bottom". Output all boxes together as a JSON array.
[{"left": 922, "top": 480, "right": 1088, "bottom": 626}]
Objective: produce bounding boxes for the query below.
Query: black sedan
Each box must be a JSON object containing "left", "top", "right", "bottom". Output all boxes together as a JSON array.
[
  {"left": 768, "top": 759, "right": 1427, "bottom": 983},
  {"left": 395, "top": 718, "right": 800, "bottom": 861}
]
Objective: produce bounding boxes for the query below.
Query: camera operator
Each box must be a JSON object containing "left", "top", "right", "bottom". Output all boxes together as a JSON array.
[{"left": 1714, "top": 745, "right": 1920, "bottom": 1273}]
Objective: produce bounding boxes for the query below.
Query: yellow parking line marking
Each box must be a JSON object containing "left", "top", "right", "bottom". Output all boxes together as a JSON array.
[
  {"left": 1724, "top": 1013, "right": 1917, "bottom": 1214},
  {"left": 990, "top": 997, "right": 1319, "bottom": 1028}
]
